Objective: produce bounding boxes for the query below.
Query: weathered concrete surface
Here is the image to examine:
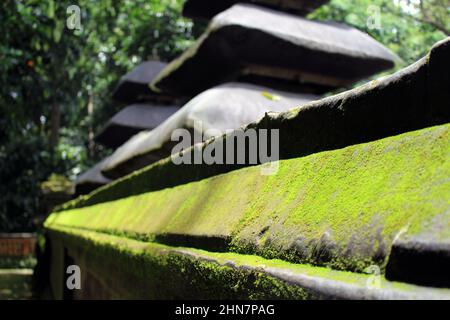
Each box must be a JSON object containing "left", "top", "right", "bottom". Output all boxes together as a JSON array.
[
  {"left": 60, "top": 38, "right": 449, "bottom": 209},
  {"left": 47, "top": 123, "right": 450, "bottom": 282},
  {"left": 46, "top": 227, "right": 450, "bottom": 300},
  {"left": 183, "top": 0, "right": 330, "bottom": 19},
  {"left": 152, "top": 4, "right": 397, "bottom": 96}
]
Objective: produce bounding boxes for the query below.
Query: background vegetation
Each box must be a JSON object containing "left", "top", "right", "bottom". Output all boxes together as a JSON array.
[{"left": 0, "top": 0, "right": 447, "bottom": 232}]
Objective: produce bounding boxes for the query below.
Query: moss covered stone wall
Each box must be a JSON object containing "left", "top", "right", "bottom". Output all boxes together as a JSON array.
[
  {"left": 44, "top": 38, "right": 450, "bottom": 299},
  {"left": 46, "top": 226, "right": 450, "bottom": 299},
  {"left": 45, "top": 123, "right": 450, "bottom": 297}
]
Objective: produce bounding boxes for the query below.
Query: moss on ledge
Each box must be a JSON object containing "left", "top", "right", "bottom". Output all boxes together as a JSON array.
[
  {"left": 47, "top": 226, "right": 450, "bottom": 299},
  {"left": 46, "top": 123, "right": 450, "bottom": 274}
]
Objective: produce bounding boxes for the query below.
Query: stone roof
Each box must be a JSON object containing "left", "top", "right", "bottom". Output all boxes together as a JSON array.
[
  {"left": 75, "top": 158, "right": 111, "bottom": 195},
  {"left": 112, "top": 61, "right": 177, "bottom": 103},
  {"left": 102, "top": 82, "right": 318, "bottom": 178},
  {"left": 151, "top": 4, "right": 398, "bottom": 96},
  {"left": 95, "top": 104, "right": 180, "bottom": 149}
]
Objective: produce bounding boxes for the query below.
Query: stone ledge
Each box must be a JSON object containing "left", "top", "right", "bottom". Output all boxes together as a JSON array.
[
  {"left": 46, "top": 226, "right": 450, "bottom": 300},
  {"left": 46, "top": 123, "right": 450, "bottom": 278}
]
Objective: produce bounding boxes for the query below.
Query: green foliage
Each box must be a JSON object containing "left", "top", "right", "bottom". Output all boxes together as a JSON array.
[{"left": 0, "top": 0, "right": 199, "bottom": 232}]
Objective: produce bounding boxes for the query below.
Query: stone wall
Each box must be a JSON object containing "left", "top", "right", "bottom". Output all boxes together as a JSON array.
[{"left": 44, "top": 38, "right": 450, "bottom": 300}]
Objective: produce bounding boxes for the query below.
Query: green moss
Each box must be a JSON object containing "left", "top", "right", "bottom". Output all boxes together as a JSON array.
[
  {"left": 48, "top": 226, "right": 309, "bottom": 299},
  {"left": 45, "top": 124, "right": 450, "bottom": 274},
  {"left": 47, "top": 226, "right": 450, "bottom": 299}
]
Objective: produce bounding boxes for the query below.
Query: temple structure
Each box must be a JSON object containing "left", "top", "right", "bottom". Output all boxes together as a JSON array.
[
  {"left": 48, "top": 0, "right": 450, "bottom": 299},
  {"left": 100, "top": 3, "right": 396, "bottom": 179},
  {"left": 151, "top": 4, "right": 397, "bottom": 96}
]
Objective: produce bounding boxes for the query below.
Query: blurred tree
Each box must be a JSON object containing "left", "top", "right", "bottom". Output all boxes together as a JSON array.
[
  {"left": 0, "top": 0, "right": 200, "bottom": 232},
  {"left": 309, "top": 0, "right": 448, "bottom": 67},
  {"left": 401, "top": 0, "right": 449, "bottom": 36}
]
